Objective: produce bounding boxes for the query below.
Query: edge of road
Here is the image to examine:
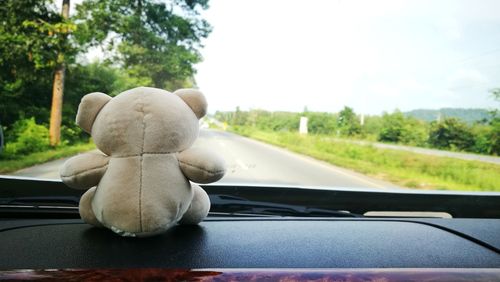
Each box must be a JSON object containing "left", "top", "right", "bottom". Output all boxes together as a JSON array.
[{"left": 213, "top": 130, "right": 401, "bottom": 189}]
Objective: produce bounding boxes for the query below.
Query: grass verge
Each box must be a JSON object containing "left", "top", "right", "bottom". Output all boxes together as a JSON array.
[
  {"left": 0, "top": 142, "right": 96, "bottom": 174},
  {"left": 232, "top": 127, "right": 500, "bottom": 192}
]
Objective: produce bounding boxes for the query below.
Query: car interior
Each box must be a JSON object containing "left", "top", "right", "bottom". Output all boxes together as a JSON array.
[
  {"left": 1, "top": 0, "right": 500, "bottom": 280},
  {"left": 0, "top": 176, "right": 499, "bottom": 280}
]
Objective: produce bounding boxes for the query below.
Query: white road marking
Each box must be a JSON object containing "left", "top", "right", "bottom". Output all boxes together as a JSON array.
[{"left": 236, "top": 159, "right": 249, "bottom": 170}]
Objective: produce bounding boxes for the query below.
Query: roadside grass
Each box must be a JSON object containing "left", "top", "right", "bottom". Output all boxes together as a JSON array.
[
  {"left": 231, "top": 127, "right": 500, "bottom": 192},
  {"left": 0, "top": 142, "right": 96, "bottom": 174}
]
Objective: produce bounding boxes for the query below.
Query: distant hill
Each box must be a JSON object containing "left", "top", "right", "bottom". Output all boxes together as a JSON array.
[{"left": 404, "top": 108, "right": 491, "bottom": 123}]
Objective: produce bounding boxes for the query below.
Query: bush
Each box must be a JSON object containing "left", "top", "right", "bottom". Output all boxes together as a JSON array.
[
  {"left": 337, "top": 106, "right": 361, "bottom": 136},
  {"left": 306, "top": 112, "right": 337, "bottom": 134},
  {"left": 484, "top": 117, "right": 500, "bottom": 155},
  {"left": 61, "top": 124, "right": 88, "bottom": 145},
  {"left": 428, "top": 118, "right": 474, "bottom": 151},
  {"left": 471, "top": 124, "right": 493, "bottom": 154},
  {"left": 378, "top": 112, "right": 403, "bottom": 143},
  {"left": 363, "top": 115, "right": 383, "bottom": 137},
  {"left": 1, "top": 118, "right": 49, "bottom": 158},
  {"left": 378, "top": 110, "right": 428, "bottom": 145}
]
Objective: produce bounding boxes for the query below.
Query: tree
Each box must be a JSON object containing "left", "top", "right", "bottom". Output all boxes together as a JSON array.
[
  {"left": 378, "top": 110, "right": 428, "bottom": 145},
  {"left": 306, "top": 112, "right": 337, "bottom": 134},
  {"left": 428, "top": 118, "right": 474, "bottom": 151},
  {"left": 49, "top": 0, "right": 72, "bottom": 146},
  {"left": 486, "top": 88, "right": 500, "bottom": 155},
  {"left": 0, "top": 0, "right": 75, "bottom": 131},
  {"left": 337, "top": 106, "right": 361, "bottom": 136},
  {"left": 489, "top": 118, "right": 500, "bottom": 155},
  {"left": 362, "top": 115, "right": 383, "bottom": 137},
  {"left": 378, "top": 111, "right": 406, "bottom": 143},
  {"left": 74, "top": 0, "right": 211, "bottom": 90}
]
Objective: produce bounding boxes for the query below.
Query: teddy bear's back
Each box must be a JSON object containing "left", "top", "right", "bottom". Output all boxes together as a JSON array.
[
  {"left": 91, "top": 153, "right": 193, "bottom": 235},
  {"left": 92, "top": 87, "right": 200, "bottom": 157}
]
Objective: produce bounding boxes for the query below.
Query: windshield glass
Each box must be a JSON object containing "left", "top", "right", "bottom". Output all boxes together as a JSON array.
[{"left": 1, "top": 0, "right": 499, "bottom": 193}]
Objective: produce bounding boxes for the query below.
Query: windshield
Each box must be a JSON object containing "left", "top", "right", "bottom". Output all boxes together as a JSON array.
[{"left": 1, "top": 0, "right": 499, "bottom": 193}]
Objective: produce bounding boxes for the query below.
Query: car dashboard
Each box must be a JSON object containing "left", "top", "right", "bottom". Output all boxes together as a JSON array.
[{"left": 0, "top": 177, "right": 499, "bottom": 280}]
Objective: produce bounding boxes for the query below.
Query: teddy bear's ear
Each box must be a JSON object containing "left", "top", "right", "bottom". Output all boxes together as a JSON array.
[
  {"left": 76, "top": 92, "right": 112, "bottom": 133},
  {"left": 174, "top": 89, "right": 207, "bottom": 119}
]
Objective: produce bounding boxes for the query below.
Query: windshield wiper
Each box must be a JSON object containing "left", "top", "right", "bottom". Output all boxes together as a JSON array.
[
  {"left": 0, "top": 195, "right": 361, "bottom": 218},
  {"left": 209, "top": 195, "right": 361, "bottom": 218}
]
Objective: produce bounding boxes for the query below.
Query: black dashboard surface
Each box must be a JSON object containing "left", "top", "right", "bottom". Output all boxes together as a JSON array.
[{"left": 0, "top": 218, "right": 499, "bottom": 269}]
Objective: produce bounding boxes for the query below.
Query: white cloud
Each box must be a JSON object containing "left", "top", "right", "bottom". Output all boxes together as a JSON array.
[
  {"left": 63, "top": 0, "right": 500, "bottom": 114},
  {"left": 436, "top": 17, "right": 462, "bottom": 40},
  {"left": 446, "top": 69, "right": 488, "bottom": 91},
  {"left": 196, "top": 0, "right": 500, "bottom": 114}
]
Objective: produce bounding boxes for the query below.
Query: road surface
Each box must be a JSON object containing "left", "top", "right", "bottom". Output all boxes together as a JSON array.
[{"left": 9, "top": 130, "right": 399, "bottom": 189}]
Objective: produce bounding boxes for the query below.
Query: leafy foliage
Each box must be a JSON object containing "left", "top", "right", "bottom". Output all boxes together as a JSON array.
[
  {"left": 305, "top": 112, "right": 337, "bottom": 134},
  {"left": 2, "top": 118, "right": 50, "bottom": 158},
  {"left": 489, "top": 118, "right": 500, "bottom": 155},
  {"left": 0, "top": 0, "right": 75, "bottom": 127},
  {"left": 378, "top": 110, "right": 428, "bottom": 146},
  {"left": 219, "top": 106, "right": 499, "bottom": 156},
  {"left": 337, "top": 106, "right": 361, "bottom": 136},
  {"left": 74, "top": 0, "right": 211, "bottom": 89},
  {"left": 217, "top": 109, "right": 341, "bottom": 134},
  {"left": 428, "top": 118, "right": 475, "bottom": 151},
  {"left": 0, "top": 0, "right": 213, "bottom": 160},
  {"left": 485, "top": 88, "right": 500, "bottom": 155}
]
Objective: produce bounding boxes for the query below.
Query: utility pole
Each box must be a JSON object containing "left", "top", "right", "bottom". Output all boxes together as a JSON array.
[{"left": 49, "top": 0, "right": 70, "bottom": 146}]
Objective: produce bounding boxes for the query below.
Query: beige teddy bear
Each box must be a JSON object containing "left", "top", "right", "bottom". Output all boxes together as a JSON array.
[{"left": 60, "top": 87, "right": 225, "bottom": 237}]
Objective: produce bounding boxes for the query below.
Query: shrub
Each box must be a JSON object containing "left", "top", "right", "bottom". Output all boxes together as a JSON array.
[
  {"left": 428, "top": 118, "right": 474, "bottom": 151},
  {"left": 378, "top": 111, "right": 406, "bottom": 143},
  {"left": 1, "top": 118, "right": 49, "bottom": 158},
  {"left": 337, "top": 106, "right": 361, "bottom": 136},
  {"left": 61, "top": 123, "right": 88, "bottom": 145},
  {"left": 471, "top": 124, "right": 492, "bottom": 154},
  {"left": 378, "top": 110, "right": 428, "bottom": 145},
  {"left": 487, "top": 117, "right": 500, "bottom": 155},
  {"left": 306, "top": 112, "right": 337, "bottom": 134}
]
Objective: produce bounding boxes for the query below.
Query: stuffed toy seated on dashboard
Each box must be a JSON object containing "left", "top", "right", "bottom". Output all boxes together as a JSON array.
[{"left": 60, "top": 87, "right": 226, "bottom": 237}]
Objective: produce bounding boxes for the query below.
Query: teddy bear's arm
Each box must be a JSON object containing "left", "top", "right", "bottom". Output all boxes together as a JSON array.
[
  {"left": 177, "top": 148, "right": 226, "bottom": 183},
  {"left": 60, "top": 151, "right": 110, "bottom": 189},
  {"left": 179, "top": 183, "right": 210, "bottom": 225}
]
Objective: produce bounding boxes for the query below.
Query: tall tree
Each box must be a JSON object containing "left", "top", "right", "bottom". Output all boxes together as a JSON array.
[
  {"left": 0, "top": 0, "right": 75, "bottom": 128},
  {"left": 49, "top": 0, "right": 71, "bottom": 146},
  {"left": 74, "top": 0, "right": 211, "bottom": 90}
]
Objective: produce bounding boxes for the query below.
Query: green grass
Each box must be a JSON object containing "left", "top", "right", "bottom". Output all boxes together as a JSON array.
[
  {"left": 231, "top": 127, "right": 500, "bottom": 192},
  {"left": 0, "top": 142, "right": 96, "bottom": 174}
]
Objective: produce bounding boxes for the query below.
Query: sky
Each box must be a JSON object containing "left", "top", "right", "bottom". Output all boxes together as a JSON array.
[
  {"left": 71, "top": 0, "right": 500, "bottom": 115},
  {"left": 193, "top": 0, "right": 500, "bottom": 114}
]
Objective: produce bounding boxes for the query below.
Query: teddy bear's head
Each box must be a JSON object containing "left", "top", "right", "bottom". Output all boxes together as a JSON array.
[{"left": 76, "top": 87, "right": 207, "bottom": 156}]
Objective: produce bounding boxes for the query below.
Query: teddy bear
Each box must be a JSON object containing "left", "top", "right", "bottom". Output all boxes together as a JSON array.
[{"left": 60, "top": 87, "right": 225, "bottom": 237}]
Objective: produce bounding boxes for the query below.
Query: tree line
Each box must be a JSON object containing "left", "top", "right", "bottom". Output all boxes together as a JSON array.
[
  {"left": 0, "top": 0, "right": 210, "bottom": 159},
  {"left": 215, "top": 96, "right": 500, "bottom": 156}
]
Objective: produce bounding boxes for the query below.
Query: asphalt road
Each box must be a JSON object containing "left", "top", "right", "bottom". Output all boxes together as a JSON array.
[{"left": 9, "top": 129, "right": 399, "bottom": 189}]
